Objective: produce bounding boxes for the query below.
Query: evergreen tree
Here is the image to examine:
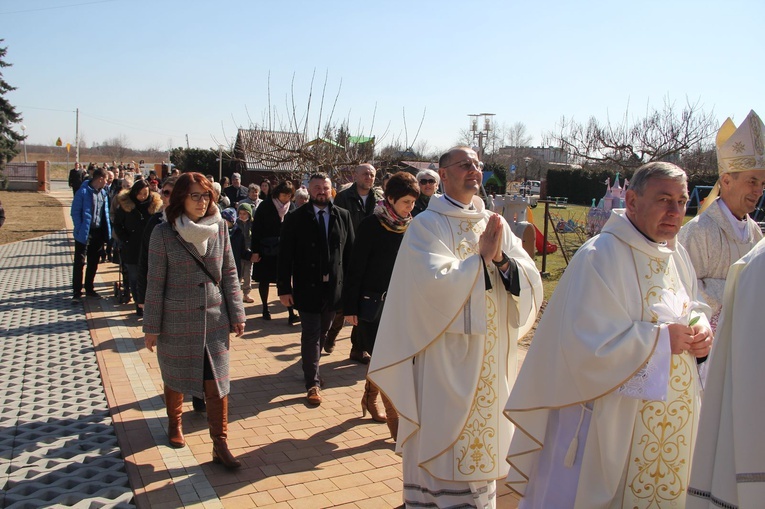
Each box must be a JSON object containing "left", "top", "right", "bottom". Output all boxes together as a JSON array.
[{"left": 0, "top": 40, "right": 24, "bottom": 168}]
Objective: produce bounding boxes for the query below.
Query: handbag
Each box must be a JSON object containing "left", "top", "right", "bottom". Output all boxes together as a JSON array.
[
  {"left": 358, "top": 290, "right": 386, "bottom": 323},
  {"left": 260, "top": 236, "right": 280, "bottom": 256}
]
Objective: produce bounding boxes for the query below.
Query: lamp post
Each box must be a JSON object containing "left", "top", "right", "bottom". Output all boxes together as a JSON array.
[
  {"left": 20, "top": 124, "right": 27, "bottom": 163},
  {"left": 467, "top": 113, "right": 495, "bottom": 159}
]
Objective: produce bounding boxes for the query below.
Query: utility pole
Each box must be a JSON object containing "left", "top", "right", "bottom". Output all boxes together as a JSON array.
[
  {"left": 75, "top": 108, "right": 80, "bottom": 164},
  {"left": 185, "top": 134, "right": 190, "bottom": 149},
  {"left": 218, "top": 145, "right": 223, "bottom": 182}
]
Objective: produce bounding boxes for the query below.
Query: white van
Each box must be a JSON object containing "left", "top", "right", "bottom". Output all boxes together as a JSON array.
[{"left": 521, "top": 180, "right": 541, "bottom": 196}]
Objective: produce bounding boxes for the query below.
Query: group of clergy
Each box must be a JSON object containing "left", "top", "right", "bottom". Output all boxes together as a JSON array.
[{"left": 368, "top": 110, "right": 765, "bottom": 509}]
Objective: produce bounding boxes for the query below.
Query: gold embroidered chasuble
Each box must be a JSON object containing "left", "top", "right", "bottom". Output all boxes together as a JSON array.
[
  {"left": 622, "top": 247, "right": 702, "bottom": 508},
  {"left": 504, "top": 210, "right": 709, "bottom": 509},
  {"left": 368, "top": 194, "right": 542, "bottom": 483}
]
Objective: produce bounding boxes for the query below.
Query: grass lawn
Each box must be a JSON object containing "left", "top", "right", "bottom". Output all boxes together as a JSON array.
[{"left": 0, "top": 190, "right": 67, "bottom": 245}]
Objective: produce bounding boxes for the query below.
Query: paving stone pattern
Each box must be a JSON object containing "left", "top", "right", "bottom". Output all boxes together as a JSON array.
[{"left": 0, "top": 231, "right": 134, "bottom": 508}]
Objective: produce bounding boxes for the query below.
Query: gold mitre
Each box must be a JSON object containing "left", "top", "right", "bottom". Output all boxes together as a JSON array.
[
  {"left": 699, "top": 110, "right": 765, "bottom": 214},
  {"left": 716, "top": 109, "right": 765, "bottom": 174}
]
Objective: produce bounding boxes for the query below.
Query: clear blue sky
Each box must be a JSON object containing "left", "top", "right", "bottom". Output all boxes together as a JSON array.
[{"left": 3, "top": 0, "right": 763, "bottom": 156}]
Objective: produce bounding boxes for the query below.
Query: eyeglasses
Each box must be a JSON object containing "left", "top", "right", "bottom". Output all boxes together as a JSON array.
[
  {"left": 442, "top": 159, "right": 484, "bottom": 172},
  {"left": 188, "top": 192, "right": 212, "bottom": 202},
  {"left": 419, "top": 179, "right": 437, "bottom": 185},
  {"left": 161, "top": 189, "right": 172, "bottom": 197}
]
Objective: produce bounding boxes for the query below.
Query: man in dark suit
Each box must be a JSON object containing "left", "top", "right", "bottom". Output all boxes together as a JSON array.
[
  {"left": 328, "top": 164, "right": 383, "bottom": 363},
  {"left": 278, "top": 173, "right": 355, "bottom": 405},
  {"left": 223, "top": 172, "right": 249, "bottom": 208}
]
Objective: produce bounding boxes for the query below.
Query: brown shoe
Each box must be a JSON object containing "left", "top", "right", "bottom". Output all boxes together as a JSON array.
[
  {"left": 361, "top": 380, "right": 387, "bottom": 423},
  {"left": 204, "top": 380, "right": 241, "bottom": 469},
  {"left": 306, "top": 386, "right": 322, "bottom": 405},
  {"left": 381, "top": 393, "right": 399, "bottom": 442},
  {"left": 349, "top": 349, "right": 371, "bottom": 364},
  {"left": 164, "top": 387, "right": 185, "bottom": 448}
]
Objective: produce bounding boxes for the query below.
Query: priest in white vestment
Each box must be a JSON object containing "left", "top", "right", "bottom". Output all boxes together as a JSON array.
[
  {"left": 369, "top": 147, "right": 543, "bottom": 509},
  {"left": 687, "top": 236, "right": 765, "bottom": 508},
  {"left": 678, "top": 110, "right": 765, "bottom": 327},
  {"left": 504, "top": 162, "right": 713, "bottom": 509}
]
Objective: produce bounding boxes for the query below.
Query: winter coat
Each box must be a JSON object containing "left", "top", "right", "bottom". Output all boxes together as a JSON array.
[
  {"left": 277, "top": 202, "right": 354, "bottom": 313},
  {"left": 136, "top": 211, "right": 164, "bottom": 306},
  {"left": 112, "top": 190, "right": 162, "bottom": 264},
  {"left": 71, "top": 180, "right": 111, "bottom": 244},
  {"left": 251, "top": 198, "right": 294, "bottom": 283},
  {"left": 229, "top": 224, "right": 245, "bottom": 277},
  {"left": 143, "top": 220, "right": 245, "bottom": 399},
  {"left": 333, "top": 183, "right": 383, "bottom": 233}
]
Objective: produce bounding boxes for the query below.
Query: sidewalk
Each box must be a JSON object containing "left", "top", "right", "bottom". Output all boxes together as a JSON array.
[{"left": 3, "top": 187, "right": 521, "bottom": 508}]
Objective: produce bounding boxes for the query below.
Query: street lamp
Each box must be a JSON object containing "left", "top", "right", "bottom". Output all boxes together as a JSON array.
[
  {"left": 467, "top": 113, "right": 495, "bottom": 159},
  {"left": 20, "top": 124, "right": 27, "bottom": 163}
]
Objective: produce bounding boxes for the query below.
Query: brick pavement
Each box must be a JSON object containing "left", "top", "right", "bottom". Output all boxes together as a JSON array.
[{"left": 15, "top": 187, "right": 522, "bottom": 508}]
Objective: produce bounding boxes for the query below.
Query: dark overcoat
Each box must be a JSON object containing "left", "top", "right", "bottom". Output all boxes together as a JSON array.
[
  {"left": 143, "top": 220, "right": 245, "bottom": 398},
  {"left": 113, "top": 190, "right": 162, "bottom": 264},
  {"left": 251, "top": 198, "right": 294, "bottom": 283},
  {"left": 333, "top": 183, "right": 382, "bottom": 233},
  {"left": 277, "top": 202, "right": 354, "bottom": 313}
]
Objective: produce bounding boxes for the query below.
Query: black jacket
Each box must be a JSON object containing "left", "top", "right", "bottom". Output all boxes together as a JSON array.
[
  {"left": 333, "top": 183, "right": 382, "bottom": 233},
  {"left": 113, "top": 190, "right": 162, "bottom": 264},
  {"left": 342, "top": 215, "right": 405, "bottom": 315},
  {"left": 277, "top": 202, "right": 354, "bottom": 313}
]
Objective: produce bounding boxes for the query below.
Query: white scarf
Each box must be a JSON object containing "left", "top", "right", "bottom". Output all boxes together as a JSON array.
[{"left": 174, "top": 211, "right": 221, "bottom": 256}]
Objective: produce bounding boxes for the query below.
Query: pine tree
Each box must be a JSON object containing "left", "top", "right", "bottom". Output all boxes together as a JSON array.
[{"left": 0, "top": 40, "right": 24, "bottom": 169}]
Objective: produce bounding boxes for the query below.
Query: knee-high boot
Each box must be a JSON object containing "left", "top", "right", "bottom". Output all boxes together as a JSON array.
[
  {"left": 360, "top": 380, "right": 387, "bottom": 423},
  {"left": 164, "top": 386, "right": 185, "bottom": 448},
  {"left": 380, "top": 392, "right": 398, "bottom": 442},
  {"left": 204, "top": 380, "right": 241, "bottom": 469}
]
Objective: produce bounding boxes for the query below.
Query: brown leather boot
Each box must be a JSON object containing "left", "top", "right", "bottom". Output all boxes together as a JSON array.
[
  {"left": 164, "top": 386, "right": 185, "bottom": 448},
  {"left": 380, "top": 392, "right": 398, "bottom": 442},
  {"left": 204, "top": 380, "right": 241, "bottom": 469},
  {"left": 360, "top": 380, "right": 387, "bottom": 423}
]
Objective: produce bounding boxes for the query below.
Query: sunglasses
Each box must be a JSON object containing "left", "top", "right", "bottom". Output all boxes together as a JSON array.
[
  {"left": 161, "top": 189, "right": 172, "bottom": 196},
  {"left": 419, "top": 179, "right": 437, "bottom": 185}
]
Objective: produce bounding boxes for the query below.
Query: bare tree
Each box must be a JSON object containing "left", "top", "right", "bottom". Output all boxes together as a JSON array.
[
  {"left": 220, "top": 70, "right": 424, "bottom": 181},
  {"left": 102, "top": 135, "right": 130, "bottom": 162},
  {"left": 504, "top": 122, "right": 532, "bottom": 147},
  {"left": 549, "top": 97, "right": 717, "bottom": 169}
]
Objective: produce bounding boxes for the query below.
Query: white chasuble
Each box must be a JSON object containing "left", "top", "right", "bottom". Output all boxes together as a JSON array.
[
  {"left": 369, "top": 193, "right": 543, "bottom": 491},
  {"left": 420, "top": 212, "right": 508, "bottom": 481},
  {"left": 623, "top": 248, "right": 702, "bottom": 508}
]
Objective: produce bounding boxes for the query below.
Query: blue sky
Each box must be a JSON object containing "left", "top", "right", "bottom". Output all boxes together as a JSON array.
[{"left": 2, "top": 0, "right": 763, "bottom": 156}]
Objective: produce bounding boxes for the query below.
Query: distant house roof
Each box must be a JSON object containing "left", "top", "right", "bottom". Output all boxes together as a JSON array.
[
  {"left": 305, "top": 137, "right": 344, "bottom": 149},
  {"left": 348, "top": 135, "right": 374, "bottom": 144},
  {"left": 401, "top": 161, "right": 439, "bottom": 171},
  {"left": 234, "top": 128, "right": 306, "bottom": 173}
]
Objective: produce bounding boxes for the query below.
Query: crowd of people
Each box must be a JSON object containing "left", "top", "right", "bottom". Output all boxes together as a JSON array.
[{"left": 66, "top": 110, "right": 765, "bottom": 508}]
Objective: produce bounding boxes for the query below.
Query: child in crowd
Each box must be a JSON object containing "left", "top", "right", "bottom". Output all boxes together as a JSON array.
[{"left": 236, "top": 203, "right": 254, "bottom": 303}]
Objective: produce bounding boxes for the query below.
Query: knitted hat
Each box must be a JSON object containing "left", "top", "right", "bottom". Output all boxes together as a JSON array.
[
  {"left": 220, "top": 207, "right": 237, "bottom": 225},
  {"left": 237, "top": 202, "right": 253, "bottom": 219}
]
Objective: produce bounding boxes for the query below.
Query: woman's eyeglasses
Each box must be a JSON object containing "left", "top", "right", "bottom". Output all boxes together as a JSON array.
[
  {"left": 419, "top": 179, "right": 437, "bottom": 185},
  {"left": 188, "top": 192, "right": 212, "bottom": 202}
]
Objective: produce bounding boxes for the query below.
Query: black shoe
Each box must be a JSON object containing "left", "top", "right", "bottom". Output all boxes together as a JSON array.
[
  {"left": 192, "top": 396, "right": 206, "bottom": 413},
  {"left": 324, "top": 339, "right": 335, "bottom": 354},
  {"left": 349, "top": 349, "right": 371, "bottom": 364},
  {"left": 288, "top": 314, "right": 300, "bottom": 325},
  {"left": 72, "top": 295, "right": 82, "bottom": 305},
  {"left": 262, "top": 309, "right": 271, "bottom": 321},
  {"left": 135, "top": 307, "right": 143, "bottom": 317},
  {"left": 85, "top": 290, "right": 102, "bottom": 299}
]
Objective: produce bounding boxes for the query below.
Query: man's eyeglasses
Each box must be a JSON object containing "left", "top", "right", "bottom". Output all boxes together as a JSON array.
[
  {"left": 161, "top": 189, "right": 172, "bottom": 197},
  {"left": 442, "top": 159, "right": 484, "bottom": 172},
  {"left": 419, "top": 179, "right": 437, "bottom": 185},
  {"left": 188, "top": 192, "right": 212, "bottom": 202}
]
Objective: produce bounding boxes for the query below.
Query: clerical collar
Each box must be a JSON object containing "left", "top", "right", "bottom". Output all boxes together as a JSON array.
[
  {"left": 443, "top": 194, "right": 475, "bottom": 210},
  {"left": 625, "top": 214, "right": 668, "bottom": 246},
  {"left": 717, "top": 198, "right": 749, "bottom": 242}
]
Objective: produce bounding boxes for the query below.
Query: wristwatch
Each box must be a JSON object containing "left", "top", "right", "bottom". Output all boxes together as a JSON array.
[{"left": 492, "top": 252, "right": 511, "bottom": 268}]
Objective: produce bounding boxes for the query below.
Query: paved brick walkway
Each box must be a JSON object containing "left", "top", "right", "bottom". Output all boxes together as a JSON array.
[{"left": 3, "top": 187, "right": 521, "bottom": 508}]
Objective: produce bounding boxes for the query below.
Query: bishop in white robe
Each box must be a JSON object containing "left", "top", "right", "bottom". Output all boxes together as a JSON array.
[{"left": 505, "top": 163, "right": 713, "bottom": 509}]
